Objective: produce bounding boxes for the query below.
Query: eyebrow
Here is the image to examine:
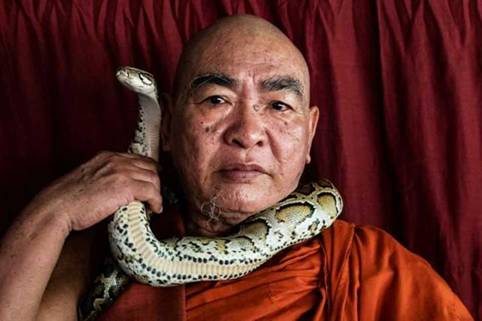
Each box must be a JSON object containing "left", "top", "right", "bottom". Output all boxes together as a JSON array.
[
  {"left": 189, "top": 73, "right": 237, "bottom": 92},
  {"left": 261, "top": 76, "right": 304, "bottom": 97},
  {"left": 188, "top": 73, "right": 304, "bottom": 98}
]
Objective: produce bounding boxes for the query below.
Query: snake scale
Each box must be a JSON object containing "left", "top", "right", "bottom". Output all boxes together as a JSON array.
[{"left": 78, "top": 66, "right": 343, "bottom": 321}]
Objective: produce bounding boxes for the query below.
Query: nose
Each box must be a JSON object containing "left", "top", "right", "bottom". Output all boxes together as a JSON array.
[{"left": 223, "top": 103, "right": 267, "bottom": 149}]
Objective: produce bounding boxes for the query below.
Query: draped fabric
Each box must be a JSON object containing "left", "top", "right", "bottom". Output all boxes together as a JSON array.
[
  {"left": 0, "top": 0, "right": 480, "bottom": 318},
  {"left": 98, "top": 220, "right": 474, "bottom": 321},
  {"left": 187, "top": 221, "right": 474, "bottom": 321}
]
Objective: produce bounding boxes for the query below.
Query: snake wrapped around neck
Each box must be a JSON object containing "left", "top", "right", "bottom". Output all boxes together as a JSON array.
[{"left": 78, "top": 66, "right": 343, "bottom": 321}]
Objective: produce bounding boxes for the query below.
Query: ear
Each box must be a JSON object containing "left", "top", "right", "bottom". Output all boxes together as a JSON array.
[
  {"left": 305, "top": 105, "right": 319, "bottom": 164},
  {"left": 159, "top": 93, "right": 173, "bottom": 151}
]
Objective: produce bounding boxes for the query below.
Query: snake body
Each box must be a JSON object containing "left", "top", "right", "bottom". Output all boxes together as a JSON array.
[{"left": 79, "top": 66, "right": 343, "bottom": 320}]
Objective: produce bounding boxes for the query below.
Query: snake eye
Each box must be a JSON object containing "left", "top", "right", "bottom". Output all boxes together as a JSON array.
[{"left": 139, "top": 73, "right": 153, "bottom": 85}]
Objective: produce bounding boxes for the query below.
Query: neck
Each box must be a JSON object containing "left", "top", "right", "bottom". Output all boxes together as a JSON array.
[
  {"left": 163, "top": 175, "right": 249, "bottom": 236},
  {"left": 184, "top": 205, "right": 238, "bottom": 237}
]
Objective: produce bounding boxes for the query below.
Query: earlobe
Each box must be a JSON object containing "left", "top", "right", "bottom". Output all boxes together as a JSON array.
[{"left": 160, "top": 93, "right": 173, "bottom": 151}]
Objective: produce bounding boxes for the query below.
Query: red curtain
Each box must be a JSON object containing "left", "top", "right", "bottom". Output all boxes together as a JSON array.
[{"left": 0, "top": 1, "right": 480, "bottom": 319}]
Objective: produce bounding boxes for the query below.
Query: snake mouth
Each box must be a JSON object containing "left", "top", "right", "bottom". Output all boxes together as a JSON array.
[{"left": 116, "top": 67, "right": 128, "bottom": 78}]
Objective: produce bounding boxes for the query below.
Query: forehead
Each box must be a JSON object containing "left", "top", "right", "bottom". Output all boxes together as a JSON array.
[{"left": 187, "top": 34, "right": 308, "bottom": 88}]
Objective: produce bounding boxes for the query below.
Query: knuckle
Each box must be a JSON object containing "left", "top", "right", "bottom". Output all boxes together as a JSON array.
[
  {"left": 154, "top": 176, "right": 161, "bottom": 188},
  {"left": 107, "top": 159, "right": 129, "bottom": 174},
  {"left": 100, "top": 161, "right": 117, "bottom": 176},
  {"left": 141, "top": 157, "right": 158, "bottom": 170},
  {"left": 96, "top": 150, "right": 113, "bottom": 160},
  {"left": 148, "top": 171, "right": 161, "bottom": 185},
  {"left": 146, "top": 183, "right": 157, "bottom": 195},
  {"left": 110, "top": 172, "right": 128, "bottom": 186},
  {"left": 108, "top": 162, "right": 122, "bottom": 174}
]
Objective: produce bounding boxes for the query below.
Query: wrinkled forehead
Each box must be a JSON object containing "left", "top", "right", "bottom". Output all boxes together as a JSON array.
[
  {"left": 202, "top": 34, "right": 305, "bottom": 80},
  {"left": 176, "top": 29, "right": 310, "bottom": 104}
]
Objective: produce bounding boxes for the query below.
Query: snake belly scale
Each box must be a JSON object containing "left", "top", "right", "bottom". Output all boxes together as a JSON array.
[{"left": 78, "top": 66, "right": 343, "bottom": 320}]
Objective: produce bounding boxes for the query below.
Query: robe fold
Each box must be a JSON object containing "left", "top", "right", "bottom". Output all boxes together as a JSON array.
[{"left": 97, "top": 215, "right": 473, "bottom": 321}]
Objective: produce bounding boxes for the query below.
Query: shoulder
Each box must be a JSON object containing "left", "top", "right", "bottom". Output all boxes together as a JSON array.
[
  {"left": 321, "top": 219, "right": 431, "bottom": 267},
  {"left": 320, "top": 219, "right": 446, "bottom": 287},
  {"left": 319, "top": 220, "right": 474, "bottom": 320},
  {"left": 322, "top": 219, "right": 409, "bottom": 250}
]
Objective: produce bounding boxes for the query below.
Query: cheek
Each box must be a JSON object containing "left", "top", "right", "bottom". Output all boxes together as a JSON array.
[
  {"left": 270, "top": 119, "right": 309, "bottom": 169},
  {"left": 171, "top": 114, "right": 221, "bottom": 187},
  {"left": 175, "top": 111, "right": 214, "bottom": 152}
]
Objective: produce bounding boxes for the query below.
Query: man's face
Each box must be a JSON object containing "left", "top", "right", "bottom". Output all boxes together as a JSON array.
[{"left": 166, "top": 29, "right": 319, "bottom": 235}]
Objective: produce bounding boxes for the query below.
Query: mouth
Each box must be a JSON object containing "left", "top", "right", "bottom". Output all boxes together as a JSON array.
[{"left": 218, "top": 163, "right": 268, "bottom": 181}]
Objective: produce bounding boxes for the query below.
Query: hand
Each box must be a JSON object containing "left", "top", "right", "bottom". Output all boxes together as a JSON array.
[{"left": 25, "top": 151, "right": 162, "bottom": 232}]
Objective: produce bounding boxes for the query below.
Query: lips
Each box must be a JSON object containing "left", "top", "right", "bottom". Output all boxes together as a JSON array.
[{"left": 218, "top": 163, "right": 268, "bottom": 181}]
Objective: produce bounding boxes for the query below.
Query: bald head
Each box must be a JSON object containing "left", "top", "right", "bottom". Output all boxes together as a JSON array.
[
  {"left": 173, "top": 15, "right": 310, "bottom": 106},
  {"left": 164, "top": 15, "right": 319, "bottom": 236}
]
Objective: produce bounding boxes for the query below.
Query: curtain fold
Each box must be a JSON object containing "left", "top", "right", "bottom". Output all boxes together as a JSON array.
[{"left": 0, "top": 0, "right": 480, "bottom": 318}]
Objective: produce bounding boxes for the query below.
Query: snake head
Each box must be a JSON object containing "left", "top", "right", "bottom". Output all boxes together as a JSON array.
[{"left": 116, "top": 66, "right": 158, "bottom": 98}]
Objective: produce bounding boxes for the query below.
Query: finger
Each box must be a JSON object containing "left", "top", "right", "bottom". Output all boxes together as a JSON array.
[
  {"left": 108, "top": 161, "right": 160, "bottom": 187},
  {"left": 114, "top": 152, "right": 157, "bottom": 163},
  {"left": 122, "top": 168, "right": 161, "bottom": 191},
  {"left": 114, "top": 153, "right": 159, "bottom": 172},
  {"left": 130, "top": 159, "right": 159, "bottom": 173},
  {"left": 131, "top": 180, "right": 163, "bottom": 214}
]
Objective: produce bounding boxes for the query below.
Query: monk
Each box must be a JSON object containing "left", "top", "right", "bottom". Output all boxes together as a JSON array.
[{"left": 0, "top": 15, "right": 474, "bottom": 321}]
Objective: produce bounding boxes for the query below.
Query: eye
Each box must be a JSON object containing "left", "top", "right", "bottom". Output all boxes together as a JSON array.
[
  {"left": 271, "top": 101, "right": 291, "bottom": 112},
  {"left": 204, "top": 95, "right": 227, "bottom": 105},
  {"left": 139, "top": 73, "right": 153, "bottom": 85}
]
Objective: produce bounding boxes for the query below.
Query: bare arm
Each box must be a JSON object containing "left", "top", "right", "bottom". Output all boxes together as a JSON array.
[
  {"left": 0, "top": 151, "right": 162, "bottom": 321},
  {"left": 36, "top": 226, "right": 104, "bottom": 321},
  {"left": 0, "top": 200, "right": 70, "bottom": 321}
]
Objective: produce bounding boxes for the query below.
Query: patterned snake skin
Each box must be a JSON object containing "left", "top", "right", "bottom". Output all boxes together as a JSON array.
[{"left": 78, "top": 67, "right": 343, "bottom": 320}]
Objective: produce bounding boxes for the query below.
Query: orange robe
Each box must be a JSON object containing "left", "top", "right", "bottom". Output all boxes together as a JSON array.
[{"left": 97, "top": 219, "right": 473, "bottom": 321}]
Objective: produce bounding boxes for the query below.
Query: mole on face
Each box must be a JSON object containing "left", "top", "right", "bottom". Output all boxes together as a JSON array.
[{"left": 198, "top": 121, "right": 210, "bottom": 133}]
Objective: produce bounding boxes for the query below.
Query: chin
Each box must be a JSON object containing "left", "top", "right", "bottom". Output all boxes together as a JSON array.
[
  {"left": 189, "top": 195, "right": 259, "bottom": 235},
  {"left": 208, "top": 187, "right": 277, "bottom": 216},
  {"left": 191, "top": 176, "right": 295, "bottom": 222}
]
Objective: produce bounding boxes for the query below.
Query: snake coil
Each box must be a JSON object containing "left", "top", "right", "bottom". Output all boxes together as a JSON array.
[{"left": 79, "top": 66, "right": 343, "bottom": 321}]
